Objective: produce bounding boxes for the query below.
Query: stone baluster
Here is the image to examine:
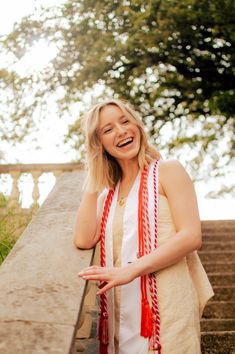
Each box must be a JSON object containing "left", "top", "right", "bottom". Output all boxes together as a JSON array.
[
  {"left": 53, "top": 170, "right": 63, "bottom": 180},
  {"left": 31, "top": 171, "right": 42, "bottom": 209},
  {"left": 8, "top": 171, "right": 21, "bottom": 208}
]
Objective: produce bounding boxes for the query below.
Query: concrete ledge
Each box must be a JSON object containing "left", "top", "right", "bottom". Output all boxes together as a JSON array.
[
  {"left": 0, "top": 171, "right": 93, "bottom": 353},
  {"left": 0, "top": 321, "right": 75, "bottom": 354}
]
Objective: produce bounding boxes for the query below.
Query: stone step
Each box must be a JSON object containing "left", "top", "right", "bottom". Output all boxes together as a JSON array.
[
  {"left": 75, "top": 319, "right": 98, "bottom": 354},
  {"left": 201, "top": 331, "right": 235, "bottom": 354},
  {"left": 202, "top": 233, "right": 235, "bottom": 242},
  {"left": 200, "top": 241, "right": 235, "bottom": 251},
  {"left": 200, "top": 318, "right": 235, "bottom": 332},
  {"left": 76, "top": 338, "right": 98, "bottom": 353},
  {"left": 203, "top": 262, "right": 235, "bottom": 273},
  {"left": 202, "top": 227, "right": 235, "bottom": 233},
  {"left": 211, "top": 286, "right": 235, "bottom": 302},
  {"left": 202, "top": 301, "right": 235, "bottom": 319},
  {"left": 201, "top": 220, "right": 235, "bottom": 230},
  {"left": 202, "top": 231, "right": 235, "bottom": 236},
  {"left": 77, "top": 331, "right": 235, "bottom": 354},
  {"left": 207, "top": 273, "right": 235, "bottom": 286},
  {"left": 198, "top": 251, "right": 235, "bottom": 263}
]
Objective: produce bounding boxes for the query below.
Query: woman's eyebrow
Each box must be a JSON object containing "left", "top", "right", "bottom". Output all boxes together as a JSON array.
[
  {"left": 100, "top": 115, "right": 126, "bottom": 130},
  {"left": 100, "top": 122, "right": 112, "bottom": 131}
]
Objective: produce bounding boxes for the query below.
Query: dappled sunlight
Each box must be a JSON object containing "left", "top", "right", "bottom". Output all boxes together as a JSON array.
[{"left": 12, "top": 39, "right": 58, "bottom": 76}]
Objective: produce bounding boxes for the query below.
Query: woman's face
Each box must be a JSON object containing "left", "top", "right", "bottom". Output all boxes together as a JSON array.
[{"left": 98, "top": 104, "right": 141, "bottom": 163}]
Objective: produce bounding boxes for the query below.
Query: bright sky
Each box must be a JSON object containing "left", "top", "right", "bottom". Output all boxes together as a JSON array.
[
  {"left": 0, "top": 0, "right": 76, "bottom": 164},
  {"left": 0, "top": 1, "right": 234, "bottom": 219}
]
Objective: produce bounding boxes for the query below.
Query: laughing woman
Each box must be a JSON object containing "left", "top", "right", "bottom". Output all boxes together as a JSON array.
[{"left": 74, "top": 99, "right": 214, "bottom": 354}]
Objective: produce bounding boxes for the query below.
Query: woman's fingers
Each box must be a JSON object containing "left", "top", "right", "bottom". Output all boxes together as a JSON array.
[
  {"left": 97, "top": 281, "right": 114, "bottom": 295},
  {"left": 78, "top": 266, "right": 105, "bottom": 276},
  {"left": 77, "top": 265, "right": 133, "bottom": 295},
  {"left": 81, "top": 274, "right": 108, "bottom": 281}
]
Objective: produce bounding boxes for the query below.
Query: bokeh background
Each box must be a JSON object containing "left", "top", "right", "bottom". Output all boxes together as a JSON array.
[{"left": 0, "top": 0, "right": 234, "bottom": 217}]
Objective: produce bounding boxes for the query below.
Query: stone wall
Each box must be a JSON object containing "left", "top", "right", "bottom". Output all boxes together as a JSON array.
[{"left": 0, "top": 170, "right": 94, "bottom": 354}]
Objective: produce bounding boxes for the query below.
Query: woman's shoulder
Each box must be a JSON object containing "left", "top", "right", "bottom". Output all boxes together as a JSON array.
[
  {"left": 158, "top": 159, "right": 191, "bottom": 194},
  {"left": 158, "top": 159, "right": 188, "bottom": 175}
]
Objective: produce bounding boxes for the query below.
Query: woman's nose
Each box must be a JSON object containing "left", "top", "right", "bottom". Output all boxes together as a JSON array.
[{"left": 115, "top": 124, "right": 126, "bottom": 135}]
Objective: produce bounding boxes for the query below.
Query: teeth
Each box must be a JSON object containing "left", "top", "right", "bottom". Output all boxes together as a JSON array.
[{"left": 117, "top": 137, "right": 133, "bottom": 147}]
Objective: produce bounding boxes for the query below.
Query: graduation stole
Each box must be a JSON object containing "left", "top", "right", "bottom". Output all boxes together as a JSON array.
[{"left": 98, "top": 160, "right": 161, "bottom": 354}]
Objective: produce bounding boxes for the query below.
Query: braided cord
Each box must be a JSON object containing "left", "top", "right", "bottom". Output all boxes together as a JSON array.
[
  {"left": 98, "top": 189, "right": 114, "bottom": 353},
  {"left": 149, "top": 160, "right": 161, "bottom": 351},
  {"left": 141, "top": 160, "right": 161, "bottom": 351}
]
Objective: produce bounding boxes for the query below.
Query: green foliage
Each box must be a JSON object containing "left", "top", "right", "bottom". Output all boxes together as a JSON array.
[
  {"left": 0, "top": 193, "right": 8, "bottom": 208},
  {"left": 0, "top": 0, "right": 234, "bottom": 185},
  {"left": 0, "top": 200, "right": 33, "bottom": 264}
]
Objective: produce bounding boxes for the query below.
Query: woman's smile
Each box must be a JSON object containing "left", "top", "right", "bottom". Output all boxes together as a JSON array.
[{"left": 116, "top": 137, "right": 134, "bottom": 148}]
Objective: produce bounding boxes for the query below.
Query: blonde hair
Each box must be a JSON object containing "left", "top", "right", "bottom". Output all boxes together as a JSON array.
[{"left": 83, "top": 98, "right": 161, "bottom": 192}]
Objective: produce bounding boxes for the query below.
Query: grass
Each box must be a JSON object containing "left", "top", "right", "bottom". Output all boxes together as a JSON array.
[{"left": 0, "top": 193, "right": 34, "bottom": 265}]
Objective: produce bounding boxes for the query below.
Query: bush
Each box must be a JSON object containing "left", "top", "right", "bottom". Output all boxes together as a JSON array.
[
  {"left": 0, "top": 193, "right": 33, "bottom": 264},
  {"left": 0, "top": 193, "right": 8, "bottom": 208}
]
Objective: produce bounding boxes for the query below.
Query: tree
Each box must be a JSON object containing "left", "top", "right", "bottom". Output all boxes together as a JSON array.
[{"left": 1, "top": 0, "right": 234, "bottom": 192}]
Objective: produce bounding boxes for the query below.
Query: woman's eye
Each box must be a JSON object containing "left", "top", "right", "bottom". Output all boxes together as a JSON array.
[
  {"left": 122, "top": 120, "right": 129, "bottom": 124},
  {"left": 104, "top": 128, "right": 112, "bottom": 134}
]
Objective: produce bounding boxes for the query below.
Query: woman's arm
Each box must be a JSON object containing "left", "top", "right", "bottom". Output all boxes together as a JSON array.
[
  {"left": 73, "top": 191, "right": 100, "bottom": 249},
  {"left": 78, "top": 160, "right": 202, "bottom": 293}
]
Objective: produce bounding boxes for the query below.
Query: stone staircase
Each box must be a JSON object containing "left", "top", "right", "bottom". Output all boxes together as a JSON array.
[
  {"left": 76, "top": 220, "right": 235, "bottom": 353},
  {"left": 200, "top": 220, "right": 235, "bottom": 354}
]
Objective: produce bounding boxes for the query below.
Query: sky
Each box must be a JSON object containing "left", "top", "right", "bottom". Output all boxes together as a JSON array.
[
  {"left": 0, "top": 1, "right": 234, "bottom": 219},
  {"left": 0, "top": 0, "right": 75, "bottom": 164}
]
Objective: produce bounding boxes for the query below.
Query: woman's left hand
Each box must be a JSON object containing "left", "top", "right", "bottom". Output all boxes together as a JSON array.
[{"left": 78, "top": 265, "right": 136, "bottom": 295}]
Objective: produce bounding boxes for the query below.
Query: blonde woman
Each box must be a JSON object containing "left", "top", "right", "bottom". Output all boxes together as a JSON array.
[{"left": 74, "top": 99, "right": 214, "bottom": 354}]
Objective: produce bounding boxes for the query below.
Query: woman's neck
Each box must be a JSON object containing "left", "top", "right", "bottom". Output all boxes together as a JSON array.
[
  {"left": 118, "top": 158, "right": 139, "bottom": 183},
  {"left": 116, "top": 159, "right": 140, "bottom": 203}
]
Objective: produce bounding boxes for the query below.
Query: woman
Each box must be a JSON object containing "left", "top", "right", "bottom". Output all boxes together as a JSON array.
[{"left": 74, "top": 99, "right": 214, "bottom": 354}]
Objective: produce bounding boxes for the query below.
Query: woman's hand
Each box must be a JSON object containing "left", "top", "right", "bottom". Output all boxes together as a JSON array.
[{"left": 78, "top": 264, "right": 137, "bottom": 295}]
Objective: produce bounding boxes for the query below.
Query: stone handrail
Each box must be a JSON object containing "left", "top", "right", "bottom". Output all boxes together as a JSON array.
[
  {"left": 0, "top": 169, "right": 96, "bottom": 353},
  {"left": 0, "top": 163, "right": 82, "bottom": 209}
]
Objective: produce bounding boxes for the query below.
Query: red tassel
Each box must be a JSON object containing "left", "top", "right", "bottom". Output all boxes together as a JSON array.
[
  {"left": 141, "top": 298, "right": 153, "bottom": 338},
  {"left": 98, "top": 311, "right": 109, "bottom": 354},
  {"left": 98, "top": 312, "right": 108, "bottom": 344},
  {"left": 99, "top": 342, "right": 108, "bottom": 354}
]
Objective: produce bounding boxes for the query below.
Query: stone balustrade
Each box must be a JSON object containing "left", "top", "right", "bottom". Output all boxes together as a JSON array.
[
  {"left": 0, "top": 163, "right": 82, "bottom": 209},
  {"left": 0, "top": 168, "right": 97, "bottom": 353}
]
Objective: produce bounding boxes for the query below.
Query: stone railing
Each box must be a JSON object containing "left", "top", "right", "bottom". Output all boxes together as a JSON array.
[
  {"left": 0, "top": 168, "right": 97, "bottom": 353},
  {"left": 0, "top": 163, "right": 82, "bottom": 209}
]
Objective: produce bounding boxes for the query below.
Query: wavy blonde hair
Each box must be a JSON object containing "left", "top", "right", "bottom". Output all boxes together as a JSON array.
[{"left": 82, "top": 98, "right": 161, "bottom": 192}]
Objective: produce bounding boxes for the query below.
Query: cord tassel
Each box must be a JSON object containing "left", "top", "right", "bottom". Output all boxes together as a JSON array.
[
  {"left": 141, "top": 297, "right": 153, "bottom": 338},
  {"left": 98, "top": 312, "right": 109, "bottom": 344},
  {"left": 98, "top": 310, "right": 109, "bottom": 354},
  {"left": 99, "top": 343, "right": 108, "bottom": 354}
]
